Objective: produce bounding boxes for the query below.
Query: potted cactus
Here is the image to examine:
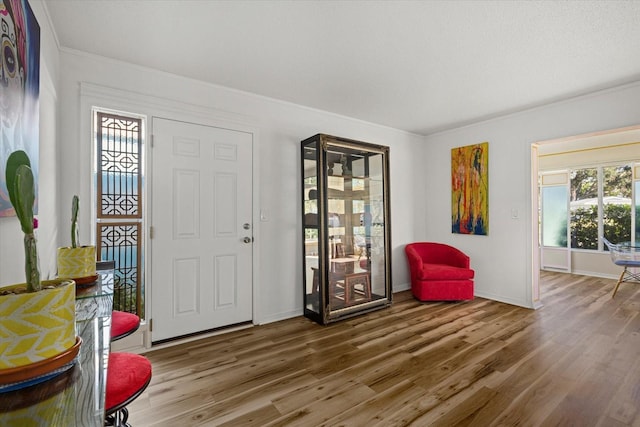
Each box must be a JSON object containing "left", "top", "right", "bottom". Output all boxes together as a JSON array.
[
  {"left": 0, "top": 151, "right": 79, "bottom": 383},
  {"left": 56, "top": 195, "right": 96, "bottom": 283}
]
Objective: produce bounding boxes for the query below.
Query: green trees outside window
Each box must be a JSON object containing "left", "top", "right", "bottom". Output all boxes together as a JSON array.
[
  {"left": 569, "top": 165, "right": 632, "bottom": 250},
  {"left": 570, "top": 168, "right": 597, "bottom": 249}
]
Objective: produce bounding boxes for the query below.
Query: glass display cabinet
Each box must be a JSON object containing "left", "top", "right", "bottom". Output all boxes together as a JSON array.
[{"left": 301, "top": 134, "right": 391, "bottom": 324}]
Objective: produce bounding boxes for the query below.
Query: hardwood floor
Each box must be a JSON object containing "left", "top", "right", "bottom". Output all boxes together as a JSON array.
[{"left": 127, "top": 272, "right": 640, "bottom": 426}]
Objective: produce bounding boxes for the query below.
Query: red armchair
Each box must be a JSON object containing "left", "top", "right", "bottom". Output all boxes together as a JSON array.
[{"left": 405, "top": 242, "right": 474, "bottom": 301}]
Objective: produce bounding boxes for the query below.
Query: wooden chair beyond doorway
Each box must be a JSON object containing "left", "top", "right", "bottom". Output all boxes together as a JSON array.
[{"left": 603, "top": 237, "right": 640, "bottom": 297}]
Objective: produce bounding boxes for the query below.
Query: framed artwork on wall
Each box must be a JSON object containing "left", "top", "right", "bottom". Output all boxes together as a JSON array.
[
  {"left": 0, "top": 0, "right": 40, "bottom": 217},
  {"left": 451, "top": 141, "right": 489, "bottom": 235}
]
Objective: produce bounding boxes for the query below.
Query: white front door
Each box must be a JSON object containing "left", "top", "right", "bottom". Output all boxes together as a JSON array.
[{"left": 151, "top": 117, "right": 253, "bottom": 342}]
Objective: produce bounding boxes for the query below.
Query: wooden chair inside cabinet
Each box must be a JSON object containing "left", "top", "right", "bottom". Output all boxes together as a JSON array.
[
  {"left": 331, "top": 271, "right": 371, "bottom": 306},
  {"left": 342, "top": 271, "right": 371, "bottom": 306}
]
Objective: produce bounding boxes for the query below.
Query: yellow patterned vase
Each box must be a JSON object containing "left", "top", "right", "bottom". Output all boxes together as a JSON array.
[
  {"left": 0, "top": 279, "right": 76, "bottom": 369},
  {"left": 57, "top": 246, "right": 96, "bottom": 279}
]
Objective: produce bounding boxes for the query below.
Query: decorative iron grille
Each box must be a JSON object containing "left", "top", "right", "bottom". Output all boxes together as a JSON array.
[
  {"left": 97, "top": 222, "right": 142, "bottom": 315},
  {"left": 97, "top": 113, "right": 142, "bottom": 218},
  {"left": 96, "top": 112, "right": 144, "bottom": 316}
]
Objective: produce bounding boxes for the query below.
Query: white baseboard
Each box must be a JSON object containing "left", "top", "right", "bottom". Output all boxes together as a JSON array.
[
  {"left": 392, "top": 282, "right": 410, "bottom": 293},
  {"left": 255, "top": 309, "right": 302, "bottom": 325},
  {"left": 473, "top": 290, "right": 534, "bottom": 309}
]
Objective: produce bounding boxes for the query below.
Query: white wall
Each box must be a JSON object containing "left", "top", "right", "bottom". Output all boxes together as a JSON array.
[
  {"left": 0, "top": 0, "right": 60, "bottom": 286},
  {"left": 6, "top": 2, "right": 640, "bottom": 321},
  {"left": 424, "top": 82, "right": 640, "bottom": 307},
  {"left": 55, "top": 49, "right": 425, "bottom": 324}
]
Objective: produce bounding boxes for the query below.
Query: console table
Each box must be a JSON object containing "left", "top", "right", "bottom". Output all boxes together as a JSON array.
[{"left": 0, "top": 270, "right": 114, "bottom": 426}]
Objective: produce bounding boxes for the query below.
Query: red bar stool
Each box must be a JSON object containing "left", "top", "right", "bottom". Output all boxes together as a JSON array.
[
  {"left": 105, "top": 352, "right": 152, "bottom": 427},
  {"left": 111, "top": 310, "right": 140, "bottom": 341}
]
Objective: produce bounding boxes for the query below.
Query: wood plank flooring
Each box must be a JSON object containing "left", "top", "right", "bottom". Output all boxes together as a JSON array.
[{"left": 127, "top": 272, "right": 640, "bottom": 426}]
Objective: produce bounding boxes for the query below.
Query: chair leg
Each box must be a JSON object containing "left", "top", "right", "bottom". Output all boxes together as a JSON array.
[
  {"left": 105, "top": 407, "right": 130, "bottom": 427},
  {"left": 120, "top": 407, "right": 130, "bottom": 427},
  {"left": 612, "top": 267, "right": 626, "bottom": 298}
]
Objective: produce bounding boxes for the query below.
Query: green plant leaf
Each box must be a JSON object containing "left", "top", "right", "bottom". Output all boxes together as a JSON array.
[
  {"left": 5, "top": 150, "right": 31, "bottom": 212},
  {"left": 71, "top": 195, "right": 79, "bottom": 248},
  {"left": 14, "top": 165, "right": 35, "bottom": 234}
]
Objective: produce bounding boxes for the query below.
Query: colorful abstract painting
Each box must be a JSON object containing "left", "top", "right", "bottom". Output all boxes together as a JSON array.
[
  {"left": 451, "top": 142, "right": 488, "bottom": 235},
  {"left": 0, "top": 0, "right": 40, "bottom": 217}
]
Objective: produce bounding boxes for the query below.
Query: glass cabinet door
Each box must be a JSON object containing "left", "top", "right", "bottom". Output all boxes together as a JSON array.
[
  {"left": 302, "top": 134, "right": 391, "bottom": 324},
  {"left": 302, "top": 140, "right": 321, "bottom": 318}
]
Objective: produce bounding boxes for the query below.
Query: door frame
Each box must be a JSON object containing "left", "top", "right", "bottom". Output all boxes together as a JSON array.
[
  {"left": 531, "top": 124, "right": 640, "bottom": 309},
  {"left": 530, "top": 144, "right": 541, "bottom": 308},
  {"left": 80, "top": 82, "right": 261, "bottom": 351}
]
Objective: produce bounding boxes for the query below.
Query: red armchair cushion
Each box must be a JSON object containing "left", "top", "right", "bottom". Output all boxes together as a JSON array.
[{"left": 420, "top": 263, "right": 474, "bottom": 281}]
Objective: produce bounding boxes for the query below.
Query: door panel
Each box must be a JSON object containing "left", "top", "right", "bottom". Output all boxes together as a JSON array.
[{"left": 151, "top": 117, "right": 253, "bottom": 342}]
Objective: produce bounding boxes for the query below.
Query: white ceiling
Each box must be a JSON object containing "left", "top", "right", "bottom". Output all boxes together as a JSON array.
[{"left": 44, "top": 0, "right": 640, "bottom": 136}]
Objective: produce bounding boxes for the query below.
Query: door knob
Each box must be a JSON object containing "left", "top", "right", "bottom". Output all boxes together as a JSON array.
[{"left": 243, "top": 237, "right": 252, "bottom": 243}]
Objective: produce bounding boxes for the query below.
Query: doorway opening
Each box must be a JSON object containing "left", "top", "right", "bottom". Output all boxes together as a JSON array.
[{"left": 531, "top": 125, "right": 640, "bottom": 304}]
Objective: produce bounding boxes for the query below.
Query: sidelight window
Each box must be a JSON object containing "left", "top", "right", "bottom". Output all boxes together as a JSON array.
[{"left": 94, "top": 110, "right": 146, "bottom": 317}]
